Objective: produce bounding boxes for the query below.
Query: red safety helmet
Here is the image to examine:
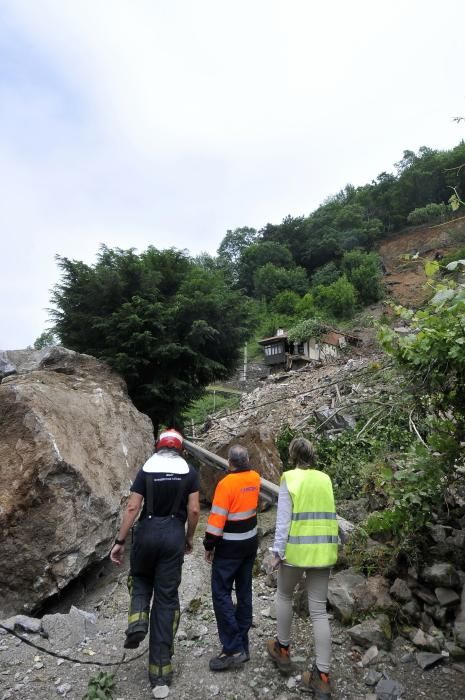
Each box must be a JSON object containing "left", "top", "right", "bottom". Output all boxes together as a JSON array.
[{"left": 156, "top": 428, "right": 183, "bottom": 451}]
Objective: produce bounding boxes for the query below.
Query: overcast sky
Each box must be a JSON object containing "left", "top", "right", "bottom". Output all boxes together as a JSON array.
[{"left": 0, "top": 0, "right": 464, "bottom": 350}]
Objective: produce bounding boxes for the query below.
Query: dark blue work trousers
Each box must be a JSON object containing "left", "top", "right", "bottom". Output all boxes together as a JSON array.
[{"left": 211, "top": 554, "right": 255, "bottom": 655}]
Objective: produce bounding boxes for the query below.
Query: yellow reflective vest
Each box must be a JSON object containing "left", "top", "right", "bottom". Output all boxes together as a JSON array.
[{"left": 283, "top": 468, "right": 338, "bottom": 568}]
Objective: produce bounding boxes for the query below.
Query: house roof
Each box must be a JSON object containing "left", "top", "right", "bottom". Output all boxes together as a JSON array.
[{"left": 258, "top": 333, "right": 288, "bottom": 345}]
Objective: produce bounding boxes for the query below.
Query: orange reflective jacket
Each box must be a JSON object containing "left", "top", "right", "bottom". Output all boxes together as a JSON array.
[{"left": 205, "top": 468, "right": 261, "bottom": 558}]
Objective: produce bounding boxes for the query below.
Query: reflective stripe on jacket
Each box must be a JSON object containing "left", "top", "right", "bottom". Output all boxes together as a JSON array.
[
  {"left": 205, "top": 468, "right": 261, "bottom": 557},
  {"left": 283, "top": 468, "right": 338, "bottom": 568}
]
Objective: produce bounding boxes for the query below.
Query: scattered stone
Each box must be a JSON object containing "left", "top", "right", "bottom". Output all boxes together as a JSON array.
[
  {"left": 424, "top": 604, "right": 447, "bottom": 626},
  {"left": 56, "top": 683, "right": 72, "bottom": 697},
  {"left": 435, "top": 587, "right": 460, "bottom": 607},
  {"left": 348, "top": 615, "right": 392, "bottom": 651},
  {"left": 0, "top": 615, "right": 42, "bottom": 634},
  {"left": 187, "top": 624, "right": 208, "bottom": 639},
  {"left": 261, "top": 604, "right": 277, "bottom": 620},
  {"left": 422, "top": 563, "right": 460, "bottom": 589},
  {"left": 327, "top": 568, "right": 366, "bottom": 623},
  {"left": 413, "top": 588, "right": 437, "bottom": 606},
  {"left": 353, "top": 576, "right": 397, "bottom": 615},
  {"left": 401, "top": 599, "right": 421, "bottom": 621},
  {"left": 152, "top": 685, "right": 170, "bottom": 699},
  {"left": 361, "top": 645, "right": 379, "bottom": 667},
  {"left": 208, "top": 686, "right": 220, "bottom": 697},
  {"left": 400, "top": 652, "right": 415, "bottom": 664},
  {"left": 444, "top": 641, "right": 465, "bottom": 659},
  {"left": 363, "top": 668, "right": 382, "bottom": 686},
  {"left": 416, "top": 652, "right": 445, "bottom": 670},
  {"left": 410, "top": 628, "right": 441, "bottom": 653},
  {"left": 42, "top": 607, "right": 97, "bottom": 648},
  {"left": 374, "top": 677, "right": 405, "bottom": 699},
  {"left": 390, "top": 579, "right": 412, "bottom": 604}
]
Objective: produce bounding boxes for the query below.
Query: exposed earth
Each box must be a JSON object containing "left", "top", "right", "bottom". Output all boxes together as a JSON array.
[{"left": 1, "top": 512, "right": 465, "bottom": 700}]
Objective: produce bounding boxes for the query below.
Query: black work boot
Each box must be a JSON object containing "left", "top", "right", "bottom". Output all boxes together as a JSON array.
[{"left": 124, "top": 621, "right": 148, "bottom": 649}]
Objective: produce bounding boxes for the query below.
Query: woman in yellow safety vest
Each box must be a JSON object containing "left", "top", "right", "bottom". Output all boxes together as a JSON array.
[{"left": 266, "top": 437, "right": 338, "bottom": 700}]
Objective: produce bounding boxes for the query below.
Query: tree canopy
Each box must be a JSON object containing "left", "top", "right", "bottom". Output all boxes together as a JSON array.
[{"left": 50, "top": 246, "right": 251, "bottom": 431}]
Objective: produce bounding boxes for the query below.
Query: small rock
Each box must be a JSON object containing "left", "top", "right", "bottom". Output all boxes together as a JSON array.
[
  {"left": 444, "top": 641, "right": 465, "bottom": 659},
  {"left": 208, "top": 686, "right": 220, "bottom": 696},
  {"left": 422, "top": 563, "right": 460, "bottom": 589},
  {"left": 152, "top": 685, "right": 170, "bottom": 699},
  {"left": 400, "top": 652, "right": 415, "bottom": 664},
  {"left": 348, "top": 614, "right": 392, "bottom": 650},
  {"left": 56, "top": 683, "right": 72, "bottom": 697},
  {"left": 416, "top": 652, "right": 445, "bottom": 670},
  {"left": 374, "top": 677, "right": 405, "bottom": 699},
  {"left": 435, "top": 587, "right": 460, "bottom": 607},
  {"left": 361, "top": 645, "right": 379, "bottom": 666},
  {"left": 410, "top": 628, "right": 441, "bottom": 652},
  {"left": 390, "top": 579, "right": 412, "bottom": 604},
  {"left": 363, "top": 669, "right": 382, "bottom": 686}
]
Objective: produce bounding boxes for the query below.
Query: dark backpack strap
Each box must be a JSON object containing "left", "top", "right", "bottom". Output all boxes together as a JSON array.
[
  {"left": 170, "top": 475, "right": 189, "bottom": 517},
  {"left": 145, "top": 473, "right": 154, "bottom": 518}
]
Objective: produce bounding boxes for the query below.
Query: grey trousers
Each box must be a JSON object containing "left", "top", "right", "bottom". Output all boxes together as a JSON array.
[{"left": 276, "top": 565, "right": 331, "bottom": 673}]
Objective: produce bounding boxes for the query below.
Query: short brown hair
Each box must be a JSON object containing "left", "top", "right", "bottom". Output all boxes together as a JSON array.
[{"left": 288, "top": 437, "right": 317, "bottom": 468}]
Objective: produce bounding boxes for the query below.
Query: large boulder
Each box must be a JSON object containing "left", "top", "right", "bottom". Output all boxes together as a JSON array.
[
  {"left": 199, "top": 425, "right": 282, "bottom": 503},
  {"left": 0, "top": 347, "right": 153, "bottom": 617}
]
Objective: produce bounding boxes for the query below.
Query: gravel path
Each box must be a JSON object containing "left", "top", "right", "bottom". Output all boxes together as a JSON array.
[{"left": 1, "top": 511, "right": 465, "bottom": 700}]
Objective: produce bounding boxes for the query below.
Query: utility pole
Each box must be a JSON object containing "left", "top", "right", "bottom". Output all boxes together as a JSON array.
[{"left": 242, "top": 342, "right": 247, "bottom": 381}]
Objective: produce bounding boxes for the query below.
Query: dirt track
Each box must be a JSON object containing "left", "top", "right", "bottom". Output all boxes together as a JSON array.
[{"left": 1, "top": 511, "right": 465, "bottom": 700}]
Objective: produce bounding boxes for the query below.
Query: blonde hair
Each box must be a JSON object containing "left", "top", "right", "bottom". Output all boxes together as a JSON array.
[{"left": 288, "top": 437, "right": 317, "bottom": 468}]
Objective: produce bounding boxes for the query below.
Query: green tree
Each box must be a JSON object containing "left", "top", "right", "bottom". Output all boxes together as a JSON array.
[
  {"left": 216, "top": 227, "right": 257, "bottom": 282},
  {"left": 270, "top": 290, "right": 301, "bottom": 315},
  {"left": 50, "top": 246, "right": 251, "bottom": 431},
  {"left": 313, "top": 275, "right": 356, "bottom": 318},
  {"left": 33, "top": 330, "right": 58, "bottom": 349},
  {"left": 341, "top": 250, "right": 383, "bottom": 305},
  {"left": 238, "top": 241, "right": 294, "bottom": 293},
  {"left": 253, "top": 263, "right": 308, "bottom": 301}
]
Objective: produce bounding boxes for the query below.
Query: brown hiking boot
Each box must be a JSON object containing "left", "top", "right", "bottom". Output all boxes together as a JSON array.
[
  {"left": 301, "top": 664, "right": 332, "bottom": 698},
  {"left": 266, "top": 638, "right": 292, "bottom": 675}
]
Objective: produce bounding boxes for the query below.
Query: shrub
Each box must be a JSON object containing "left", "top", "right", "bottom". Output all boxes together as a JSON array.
[{"left": 313, "top": 275, "right": 357, "bottom": 318}]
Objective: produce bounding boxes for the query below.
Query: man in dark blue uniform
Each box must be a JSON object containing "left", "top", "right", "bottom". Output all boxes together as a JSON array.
[{"left": 111, "top": 429, "right": 200, "bottom": 695}]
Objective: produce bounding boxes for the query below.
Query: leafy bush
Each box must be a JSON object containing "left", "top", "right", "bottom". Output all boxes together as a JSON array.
[
  {"left": 311, "top": 261, "right": 341, "bottom": 287},
  {"left": 341, "top": 250, "right": 383, "bottom": 305},
  {"left": 253, "top": 263, "right": 308, "bottom": 301},
  {"left": 407, "top": 202, "right": 451, "bottom": 225},
  {"left": 287, "top": 317, "right": 326, "bottom": 343},
  {"left": 270, "top": 290, "right": 301, "bottom": 315},
  {"left": 83, "top": 672, "right": 116, "bottom": 700},
  {"left": 313, "top": 275, "right": 357, "bottom": 319}
]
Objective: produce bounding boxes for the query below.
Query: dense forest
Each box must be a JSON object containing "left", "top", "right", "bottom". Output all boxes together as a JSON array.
[{"left": 45, "top": 142, "right": 465, "bottom": 427}]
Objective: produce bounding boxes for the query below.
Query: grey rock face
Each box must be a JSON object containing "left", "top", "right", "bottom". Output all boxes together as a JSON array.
[
  {"left": 327, "top": 568, "right": 366, "bottom": 623},
  {"left": 434, "top": 587, "right": 460, "bottom": 607},
  {"left": 409, "top": 628, "right": 441, "bottom": 652},
  {"left": 41, "top": 606, "right": 97, "bottom": 647},
  {"left": 0, "top": 350, "right": 153, "bottom": 617},
  {"left": 415, "top": 652, "right": 445, "bottom": 670},
  {"left": 0, "top": 352, "right": 16, "bottom": 380},
  {"left": 348, "top": 614, "right": 392, "bottom": 650},
  {"left": 422, "top": 563, "right": 460, "bottom": 589},
  {"left": 390, "top": 578, "right": 412, "bottom": 604},
  {"left": 374, "top": 677, "right": 405, "bottom": 700}
]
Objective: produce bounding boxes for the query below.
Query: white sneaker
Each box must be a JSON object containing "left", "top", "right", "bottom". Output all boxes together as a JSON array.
[{"left": 152, "top": 685, "right": 169, "bottom": 699}]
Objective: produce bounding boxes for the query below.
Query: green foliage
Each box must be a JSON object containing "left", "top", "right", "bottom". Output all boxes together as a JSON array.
[
  {"left": 270, "top": 290, "right": 301, "bottom": 315},
  {"left": 378, "top": 262, "right": 465, "bottom": 440},
  {"left": 33, "top": 330, "right": 58, "bottom": 349},
  {"left": 407, "top": 202, "right": 451, "bottom": 225},
  {"left": 253, "top": 263, "right": 308, "bottom": 301},
  {"left": 340, "top": 250, "right": 384, "bottom": 305},
  {"left": 238, "top": 241, "right": 294, "bottom": 294},
  {"left": 50, "top": 246, "right": 251, "bottom": 431},
  {"left": 216, "top": 227, "right": 258, "bottom": 283},
  {"left": 313, "top": 275, "right": 357, "bottom": 319},
  {"left": 82, "top": 671, "right": 116, "bottom": 700},
  {"left": 182, "top": 391, "right": 241, "bottom": 426},
  {"left": 442, "top": 245, "right": 465, "bottom": 269},
  {"left": 311, "top": 262, "right": 341, "bottom": 287},
  {"left": 287, "top": 317, "right": 325, "bottom": 343}
]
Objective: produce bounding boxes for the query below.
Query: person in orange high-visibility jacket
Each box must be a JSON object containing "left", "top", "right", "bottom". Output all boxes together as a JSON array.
[{"left": 204, "top": 444, "right": 261, "bottom": 672}]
